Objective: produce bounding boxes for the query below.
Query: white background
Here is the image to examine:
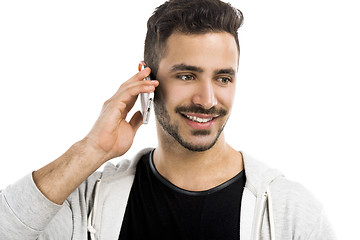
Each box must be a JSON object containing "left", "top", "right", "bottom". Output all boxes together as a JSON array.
[{"left": 0, "top": 0, "right": 358, "bottom": 238}]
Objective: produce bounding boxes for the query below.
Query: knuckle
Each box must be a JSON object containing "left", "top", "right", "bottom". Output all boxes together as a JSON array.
[
  {"left": 103, "top": 99, "right": 111, "bottom": 108},
  {"left": 120, "top": 82, "right": 127, "bottom": 88}
]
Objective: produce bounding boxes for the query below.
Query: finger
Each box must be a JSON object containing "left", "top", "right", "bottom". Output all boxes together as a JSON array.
[
  {"left": 111, "top": 69, "right": 158, "bottom": 98},
  {"left": 106, "top": 78, "right": 158, "bottom": 107},
  {"left": 113, "top": 80, "right": 159, "bottom": 104},
  {"left": 103, "top": 81, "right": 158, "bottom": 124},
  {"left": 123, "top": 84, "right": 157, "bottom": 115},
  {"left": 126, "top": 80, "right": 159, "bottom": 95},
  {"left": 127, "top": 67, "right": 152, "bottom": 83},
  {"left": 129, "top": 111, "right": 143, "bottom": 132}
]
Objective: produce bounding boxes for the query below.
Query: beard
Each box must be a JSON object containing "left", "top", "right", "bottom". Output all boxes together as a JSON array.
[{"left": 153, "top": 94, "right": 229, "bottom": 152}]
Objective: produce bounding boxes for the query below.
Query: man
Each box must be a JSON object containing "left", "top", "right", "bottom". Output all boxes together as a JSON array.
[{"left": 0, "top": 0, "right": 336, "bottom": 239}]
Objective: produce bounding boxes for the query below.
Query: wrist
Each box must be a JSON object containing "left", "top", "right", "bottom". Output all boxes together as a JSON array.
[
  {"left": 76, "top": 137, "right": 110, "bottom": 166},
  {"left": 33, "top": 139, "right": 108, "bottom": 205}
]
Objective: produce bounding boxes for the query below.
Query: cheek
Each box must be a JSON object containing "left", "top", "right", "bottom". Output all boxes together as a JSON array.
[
  {"left": 217, "top": 87, "right": 236, "bottom": 109},
  {"left": 158, "top": 82, "right": 192, "bottom": 105}
]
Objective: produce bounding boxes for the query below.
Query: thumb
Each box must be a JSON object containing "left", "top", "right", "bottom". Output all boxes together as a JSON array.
[{"left": 129, "top": 111, "right": 143, "bottom": 133}]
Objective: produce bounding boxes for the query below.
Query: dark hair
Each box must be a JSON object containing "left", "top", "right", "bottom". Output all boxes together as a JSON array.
[{"left": 144, "top": 0, "right": 244, "bottom": 78}]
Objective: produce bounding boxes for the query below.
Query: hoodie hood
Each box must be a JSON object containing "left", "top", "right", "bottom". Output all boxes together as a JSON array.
[{"left": 242, "top": 152, "right": 284, "bottom": 196}]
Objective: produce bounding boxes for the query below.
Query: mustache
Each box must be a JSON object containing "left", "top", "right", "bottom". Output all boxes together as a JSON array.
[{"left": 175, "top": 105, "right": 227, "bottom": 116}]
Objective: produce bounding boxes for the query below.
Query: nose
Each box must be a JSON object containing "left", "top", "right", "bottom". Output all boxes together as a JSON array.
[{"left": 191, "top": 81, "right": 218, "bottom": 109}]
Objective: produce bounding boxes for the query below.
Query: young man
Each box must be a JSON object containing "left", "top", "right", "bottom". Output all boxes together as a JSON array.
[{"left": 0, "top": 0, "right": 336, "bottom": 239}]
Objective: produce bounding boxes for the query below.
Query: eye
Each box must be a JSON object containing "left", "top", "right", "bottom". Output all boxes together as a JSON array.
[
  {"left": 217, "top": 76, "right": 232, "bottom": 85},
  {"left": 177, "top": 74, "right": 195, "bottom": 81}
]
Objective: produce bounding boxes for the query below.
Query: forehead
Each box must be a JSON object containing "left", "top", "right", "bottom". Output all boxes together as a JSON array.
[{"left": 159, "top": 32, "right": 239, "bottom": 72}]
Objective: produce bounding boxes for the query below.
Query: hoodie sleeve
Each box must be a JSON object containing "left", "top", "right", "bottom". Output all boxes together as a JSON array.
[
  {"left": 0, "top": 173, "right": 72, "bottom": 239},
  {"left": 306, "top": 209, "right": 337, "bottom": 240}
]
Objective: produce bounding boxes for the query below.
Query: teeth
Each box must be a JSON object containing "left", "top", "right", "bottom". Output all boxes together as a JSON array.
[{"left": 184, "top": 114, "right": 213, "bottom": 123}]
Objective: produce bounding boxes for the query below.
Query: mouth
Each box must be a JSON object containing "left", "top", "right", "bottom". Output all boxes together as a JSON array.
[
  {"left": 180, "top": 113, "right": 220, "bottom": 131},
  {"left": 181, "top": 113, "right": 217, "bottom": 123}
]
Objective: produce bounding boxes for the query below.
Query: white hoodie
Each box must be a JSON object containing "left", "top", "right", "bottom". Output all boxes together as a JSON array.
[{"left": 0, "top": 148, "right": 336, "bottom": 239}]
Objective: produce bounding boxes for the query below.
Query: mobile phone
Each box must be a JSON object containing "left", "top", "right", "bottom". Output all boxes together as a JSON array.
[{"left": 138, "top": 61, "right": 154, "bottom": 124}]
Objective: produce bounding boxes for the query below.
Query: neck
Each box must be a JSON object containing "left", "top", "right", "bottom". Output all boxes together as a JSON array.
[{"left": 153, "top": 133, "right": 243, "bottom": 191}]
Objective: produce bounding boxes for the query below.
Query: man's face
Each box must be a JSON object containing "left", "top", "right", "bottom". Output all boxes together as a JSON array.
[{"left": 154, "top": 32, "right": 239, "bottom": 152}]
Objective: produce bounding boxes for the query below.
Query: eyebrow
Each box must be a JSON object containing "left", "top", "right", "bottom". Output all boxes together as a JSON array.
[
  {"left": 170, "top": 63, "right": 236, "bottom": 76},
  {"left": 215, "top": 68, "right": 236, "bottom": 76},
  {"left": 170, "top": 64, "right": 204, "bottom": 73}
]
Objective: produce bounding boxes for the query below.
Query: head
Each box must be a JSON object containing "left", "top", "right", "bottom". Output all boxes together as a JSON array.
[
  {"left": 144, "top": 0, "right": 243, "bottom": 79},
  {"left": 144, "top": 0, "right": 244, "bottom": 152}
]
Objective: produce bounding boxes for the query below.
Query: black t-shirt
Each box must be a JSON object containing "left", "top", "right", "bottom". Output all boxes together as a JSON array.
[{"left": 119, "top": 149, "right": 246, "bottom": 240}]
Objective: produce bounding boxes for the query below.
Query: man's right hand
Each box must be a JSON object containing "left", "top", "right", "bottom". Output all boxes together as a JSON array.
[
  {"left": 84, "top": 67, "right": 159, "bottom": 163},
  {"left": 33, "top": 67, "right": 158, "bottom": 205}
]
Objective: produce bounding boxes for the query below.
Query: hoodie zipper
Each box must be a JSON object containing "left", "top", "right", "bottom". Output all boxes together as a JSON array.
[
  {"left": 253, "top": 187, "right": 276, "bottom": 240},
  {"left": 87, "top": 179, "right": 101, "bottom": 240},
  {"left": 266, "top": 187, "right": 276, "bottom": 240},
  {"left": 253, "top": 192, "right": 268, "bottom": 240}
]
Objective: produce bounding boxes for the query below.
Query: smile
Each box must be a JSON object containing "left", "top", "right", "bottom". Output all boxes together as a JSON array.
[
  {"left": 183, "top": 114, "right": 213, "bottom": 123},
  {"left": 181, "top": 113, "right": 219, "bottom": 124}
]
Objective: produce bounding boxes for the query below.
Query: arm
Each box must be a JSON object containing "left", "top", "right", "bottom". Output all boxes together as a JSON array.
[
  {"left": 33, "top": 67, "right": 158, "bottom": 205},
  {"left": 0, "top": 67, "right": 158, "bottom": 238}
]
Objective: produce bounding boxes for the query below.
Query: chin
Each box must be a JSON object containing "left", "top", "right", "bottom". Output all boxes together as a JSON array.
[
  {"left": 176, "top": 127, "right": 225, "bottom": 152},
  {"left": 181, "top": 141, "right": 218, "bottom": 152}
]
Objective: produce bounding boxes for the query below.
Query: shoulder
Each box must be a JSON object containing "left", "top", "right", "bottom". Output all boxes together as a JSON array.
[
  {"left": 270, "top": 177, "right": 327, "bottom": 238},
  {"left": 242, "top": 152, "right": 335, "bottom": 238},
  {"left": 271, "top": 177, "right": 322, "bottom": 210},
  {"left": 243, "top": 152, "right": 323, "bottom": 212}
]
